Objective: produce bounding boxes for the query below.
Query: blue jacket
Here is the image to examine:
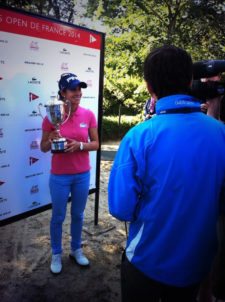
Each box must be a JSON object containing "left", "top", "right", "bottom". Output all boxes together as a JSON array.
[{"left": 108, "top": 94, "right": 225, "bottom": 286}]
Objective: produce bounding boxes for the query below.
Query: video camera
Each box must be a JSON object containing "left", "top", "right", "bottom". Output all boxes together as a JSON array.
[{"left": 191, "top": 60, "right": 225, "bottom": 102}]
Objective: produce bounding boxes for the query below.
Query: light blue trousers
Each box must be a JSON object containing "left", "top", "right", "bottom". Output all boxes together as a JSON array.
[{"left": 49, "top": 171, "right": 90, "bottom": 255}]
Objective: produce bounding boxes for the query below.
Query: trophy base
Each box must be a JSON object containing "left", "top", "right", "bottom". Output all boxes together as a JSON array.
[
  {"left": 51, "top": 138, "right": 67, "bottom": 154},
  {"left": 51, "top": 149, "right": 66, "bottom": 154}
]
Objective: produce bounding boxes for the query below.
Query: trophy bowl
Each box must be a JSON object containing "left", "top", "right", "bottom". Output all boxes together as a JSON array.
[{"left": 39, "top": 96, "right": 71, "bottom": 153}]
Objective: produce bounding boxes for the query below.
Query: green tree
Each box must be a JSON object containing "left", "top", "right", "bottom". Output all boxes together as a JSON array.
[
  {"left": 1, "top": 0, "right": 77, "bottom": 22},
  {"left": 86, "top": 0, "right": 225, "bottom": 115}
]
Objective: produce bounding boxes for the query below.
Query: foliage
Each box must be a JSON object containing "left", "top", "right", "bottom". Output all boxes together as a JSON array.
[
  {"left": 102, "top": 114, "right": 142, "bottom": 141},
  {"left": 86, "top": 0, "right": 225, "bottom": 114},
  {"left": 1, "top": 0, "right": 77, "bottom": 22}
]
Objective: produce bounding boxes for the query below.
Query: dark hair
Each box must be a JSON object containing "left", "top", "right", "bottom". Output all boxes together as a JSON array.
[
  {"left": 144, "top": 45, "right": 193, "bottom": 99},
  {"left": 58, "top": 89, "right": 66, "bottom": 101}
]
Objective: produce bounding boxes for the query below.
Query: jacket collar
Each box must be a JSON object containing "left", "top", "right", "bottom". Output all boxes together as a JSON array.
[{"left": 156, "top": 94, "right": 201, "bottom": 115}]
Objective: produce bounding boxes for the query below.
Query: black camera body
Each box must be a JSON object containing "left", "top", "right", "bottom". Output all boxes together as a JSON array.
[{"left": 191, "top": 60, "right": 225, "bottom": 102}]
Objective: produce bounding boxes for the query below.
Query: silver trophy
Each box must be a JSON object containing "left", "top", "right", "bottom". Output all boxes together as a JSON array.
[{"left": 39, "top": 96, "right": 71, "bottom": 153}]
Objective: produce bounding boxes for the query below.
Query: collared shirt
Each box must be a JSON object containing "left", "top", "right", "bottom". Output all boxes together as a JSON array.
[{"left": 42, "top": 106, "right": 97, "bottom": 174}]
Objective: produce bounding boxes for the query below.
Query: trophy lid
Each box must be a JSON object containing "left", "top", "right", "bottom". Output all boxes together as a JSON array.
[{"left": 46, "top": 95, "right": 63, "bottom": 106}]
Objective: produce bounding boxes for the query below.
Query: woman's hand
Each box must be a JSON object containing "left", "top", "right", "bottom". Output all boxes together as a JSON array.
[
  {"left": 64, "top": 128, "right": 99, "bottom": 153},
  {"left": 48, "top": 130, "right": 61, "bottom": 142},
  {"left": 40, "top": 130, "right": 55, "bottom": 152},
  {"left": 40, "top": 130, "right": 61, "bottom": 152},
  {"left": 65, "top": 138, "right": 80, "bottom": 152}
]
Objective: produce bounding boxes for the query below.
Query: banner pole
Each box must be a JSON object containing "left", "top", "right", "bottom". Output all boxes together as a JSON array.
[{"left": 94, "top": 32, "right": 105, "bottom": 226}]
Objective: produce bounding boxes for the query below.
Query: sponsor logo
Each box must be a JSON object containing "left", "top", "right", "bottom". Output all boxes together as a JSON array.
[
  {"left": 24, "top": 128, "right": 42, "bottom": 132},
  {"left": 0, "top": 197, "right": 7, "bottom": 204},
  {"left": 0, "top": 180, "right": 5, "bottom": 186},
  {"left": 87, "top": 80, "right": 92, "bottom": 87},
  {"left": 175, "top": 100, "right": 195, "bottom": 106},
  {"left": 80, "top": 123, "right": 87, "bottom": 128},
  {"left": 0, "top": 148, "right": 6, "bottom": 154},
  {"left": 60, "top": 48, "right": 71, "bottom": 55},
  {"left": 28, "top": 110, "right": 40, "bottom": 117},
  {"left": 89, "top": 34, "right": 97, "bottom": 43},
  {"left": 0, "top": 97, "right": 6, "bottom": 102},
  {"left": 61, "top": 63, "right": 69, "bottom": 71},
  {"left": 0, "top": 40, "right": 8, "bottom": 44},
  {"left": 24, "top": 61, "right": 44, "bottom": 66},
  {"left": 0, "top": 129, "right": 3, "bottom": 138},
  {"left": 30, "top": 185, "right": 39, "bottom": 194},
  {"left": 66, "top": 75, "right": 77, "bottom": 82},
  {"left": 29, "top": 157, "right": 39, "bottom": 165},
  {"left": 85, "top": 67, "right": 94, "bottom": 73},
  {"left": 29, "top": 92, "right": 39, "bottom": 101},
  {"left": 30, "top": 41, "right": 39, "bottom": 50},
  {"left": 0, "top": 211, "right": 11, "bottom": 218},
  {"left": 30, "top": 141, "right": 39, "bottom": 149},
  {"left": 0, "top": 113, "right": 9, "bottom": 117},
  {"left": 25, "top": 172, "right": 43, "bottom": 179},
  {"left": 0, "top": 164, "right": 10, "bottom": 168},
  {"left": 0, "top": 60, "right": 5, "bottom": 64},
  {"left": 28, "top": 201, "right": 41, "bottom": 208},
  {"left": 83, "top": 53, "right": 97, "bottom": 58},
  {"left": 82, "top": 96, "right": 95, "bottom": 99},
  {"left": 28, "top": 77, "right": 41, "bottom": 84}
]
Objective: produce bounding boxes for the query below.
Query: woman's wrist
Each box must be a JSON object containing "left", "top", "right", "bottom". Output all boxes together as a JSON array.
[
  {"left": 45, "top": 140, "right": 51, "bottom": 150},
  {"left": 46, "top": 140, "right": 51, "bottom": 146},
  {"left": 79, "top": 142, "right": 84, "bottom": 151}
]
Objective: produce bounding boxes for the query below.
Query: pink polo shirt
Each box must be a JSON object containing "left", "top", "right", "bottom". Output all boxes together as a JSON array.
[{"left": 42, "top": 106, "right": 97, "bottom": 174}]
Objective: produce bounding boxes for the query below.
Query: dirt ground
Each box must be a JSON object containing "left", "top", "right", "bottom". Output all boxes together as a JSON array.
[{"left": 0, "top": 158, "right": 127, "bottom": 302}]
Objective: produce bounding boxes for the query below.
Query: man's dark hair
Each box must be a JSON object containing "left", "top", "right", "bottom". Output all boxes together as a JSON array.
[{"left": 144, "top": 45, "right": 193, "bottom": 99}]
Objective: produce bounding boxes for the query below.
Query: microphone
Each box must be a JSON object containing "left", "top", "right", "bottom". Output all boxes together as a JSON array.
[{"left": 193, "top": 60, "right": 225, "bottom": 80}]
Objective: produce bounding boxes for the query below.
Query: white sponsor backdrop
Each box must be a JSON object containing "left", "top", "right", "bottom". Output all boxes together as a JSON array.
[{"left": 0, "top": 9, "right": 103, "bottom": 222}]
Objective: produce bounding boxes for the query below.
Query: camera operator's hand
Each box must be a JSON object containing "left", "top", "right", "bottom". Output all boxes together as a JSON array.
[
  {"left": 202, "top": 75, "right": 223, "bottom": 119},
  {"left": 200, "top": 103, "right": 209, "bottom": 113}
]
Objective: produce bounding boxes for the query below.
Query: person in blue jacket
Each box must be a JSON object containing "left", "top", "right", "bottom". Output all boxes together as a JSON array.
[{"left": 108, "top": 45, "right": 225, "bottom": 302}]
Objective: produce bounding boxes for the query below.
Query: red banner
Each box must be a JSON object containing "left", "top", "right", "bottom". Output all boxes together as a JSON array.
[{"left": 0, "top": 8, "right": 102, "bottom": 50}]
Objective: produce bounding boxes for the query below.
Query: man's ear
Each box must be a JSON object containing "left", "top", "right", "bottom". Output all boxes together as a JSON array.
[{"left": 146, "top": 82, "right": 157, "bottom": 100}]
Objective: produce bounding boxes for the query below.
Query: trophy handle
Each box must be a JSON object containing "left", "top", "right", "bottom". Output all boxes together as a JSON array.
[
  {"left": 61, "top": 100, "right": 71, "bottom": 125},
  {"left": 38, "top": 103, "right": 45, "bottom": 119}
]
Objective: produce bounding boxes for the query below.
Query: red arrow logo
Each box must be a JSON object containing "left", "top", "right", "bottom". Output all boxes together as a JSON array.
[
  {"left": 89, "top": 34, "right": 97, "bottom": 43},
  {"left": 29, "top": 92, "right": 39, "bottom": 101},
  {"left": 29, "top": 157, "right": 39, "bottom": 165}
]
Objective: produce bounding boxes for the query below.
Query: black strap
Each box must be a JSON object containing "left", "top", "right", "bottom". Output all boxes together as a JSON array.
[{"left": 157, "top": 107, "right": 201, "bottom": 115}]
